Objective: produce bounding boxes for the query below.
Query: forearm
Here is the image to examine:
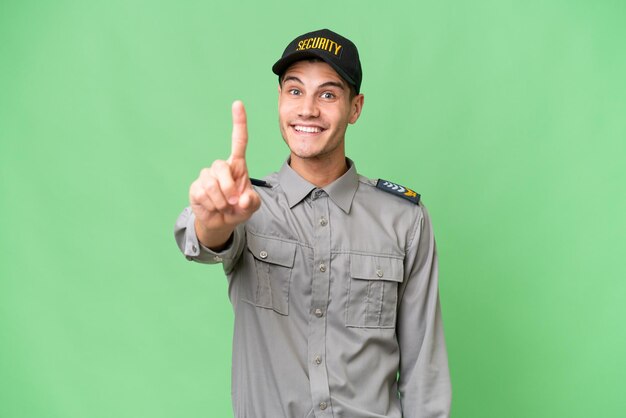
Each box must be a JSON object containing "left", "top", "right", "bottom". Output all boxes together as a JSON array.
[{"left": 194, "top": 217, "right": 235, "bottom": 251}]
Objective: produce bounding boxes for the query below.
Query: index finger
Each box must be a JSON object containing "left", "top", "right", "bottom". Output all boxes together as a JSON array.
[{"left": 230, "top": 100, "right": 248, "bottom": 160}]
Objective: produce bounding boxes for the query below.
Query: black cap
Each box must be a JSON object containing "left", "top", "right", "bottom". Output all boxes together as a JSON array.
[{"left": 272, "top": 29, "right": 362, "bottom": 94}]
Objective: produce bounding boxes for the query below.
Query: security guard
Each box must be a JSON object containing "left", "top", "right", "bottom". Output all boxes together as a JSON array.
[{"left": 175, "top": 29, "right": 451, "bottom": 418}]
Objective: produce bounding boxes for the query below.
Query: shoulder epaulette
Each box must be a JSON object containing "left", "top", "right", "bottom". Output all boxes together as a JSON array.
[
  {"left": 250, "top": 178, "right": 272, "bottom": 188},
  {"left": 376, "top": 179, "right": 420, "bottom": 204}
]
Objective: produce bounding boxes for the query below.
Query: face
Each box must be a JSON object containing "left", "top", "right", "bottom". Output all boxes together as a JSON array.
[{"left": 278, "top": 60, "right": 364, "bottom": 164}]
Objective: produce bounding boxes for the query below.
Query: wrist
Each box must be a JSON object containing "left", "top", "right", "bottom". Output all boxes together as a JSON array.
[{"left": 194, "top": 218, "right": 235, "bottom": 251}]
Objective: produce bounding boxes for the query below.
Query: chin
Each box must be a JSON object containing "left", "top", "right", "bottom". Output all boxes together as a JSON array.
[
  {"left": 289, "top": 146, "right": 321, "bottom": 160},
  {"left": 284, "top": 137, "right": 318, "bottom": 156}
]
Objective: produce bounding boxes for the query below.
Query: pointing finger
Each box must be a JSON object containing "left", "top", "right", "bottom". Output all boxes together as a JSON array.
[{"left": 230, "top": 100, "right": 248, "bottom": 160}]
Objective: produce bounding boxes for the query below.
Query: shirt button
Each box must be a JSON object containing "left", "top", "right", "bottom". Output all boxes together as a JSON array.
[
  {"left": 213, "top": 255, "right": 223, "bottom": 262},
  {"left": 319, "top": 263, "right": 326, "bottom": 272},
  {"left": 314, "top": 355, "right": 322, "bottom": 365},
  {"left": 319, "top": 217, "right": 328, "bottom": 226},
  {"left": 259, "top": 251, "right": 268, "bottom": 259},
  {"left": 314, "top": 308, "right": 324, "bottom": 317},
  {"left": 376, "top": 269, "right": 384, "bottom": 278},
  {"left": 319, "top": 402, "right": 327, "bottom": 410},
  {"left": 192, "top": 245, "right": 197, "bottom": 252}
]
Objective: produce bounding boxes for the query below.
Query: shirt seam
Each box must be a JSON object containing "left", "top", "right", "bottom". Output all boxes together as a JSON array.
[
  {"left": 406, "top": 207, "right": 424, "bottom": 249},
  {"left": 334, "top": 249, "right": 404, "bottom": 259}
]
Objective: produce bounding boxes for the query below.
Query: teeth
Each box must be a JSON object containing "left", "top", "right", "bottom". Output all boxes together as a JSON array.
[{"left": 294, "top": 125, "right": 322, "bottom": 133}]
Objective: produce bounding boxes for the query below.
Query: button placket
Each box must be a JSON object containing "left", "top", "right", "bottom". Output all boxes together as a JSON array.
[{"left": 307, "top": 190, "right": 333, "bottom": 415}]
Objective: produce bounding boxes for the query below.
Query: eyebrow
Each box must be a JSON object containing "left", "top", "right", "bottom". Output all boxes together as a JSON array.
[
  {"left": 319, "top": 81, "right": 346, "bottom": 90},
  {"left": 282, "top": 76, "right": 346, "bottom": 91}
]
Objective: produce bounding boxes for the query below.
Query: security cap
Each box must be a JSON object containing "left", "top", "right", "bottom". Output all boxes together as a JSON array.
[{"left": 272, "top": 29, "right": 362, "bottom": 94}]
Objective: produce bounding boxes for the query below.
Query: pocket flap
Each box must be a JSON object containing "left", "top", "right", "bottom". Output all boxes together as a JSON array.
[
  {"left": 350, "top": 254, "right": 404, "bottom": 282},
  {"left": 246, "top": 232, "right": 297, "bottom": 268}
]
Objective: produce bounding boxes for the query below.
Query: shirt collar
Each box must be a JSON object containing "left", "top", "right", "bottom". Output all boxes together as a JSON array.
[{"left": 277, "top": 158, "right": 359, "bottom": 213}]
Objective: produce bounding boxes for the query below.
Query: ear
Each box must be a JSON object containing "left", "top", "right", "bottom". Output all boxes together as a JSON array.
[{"left": 348, "top": 94, "right": 365, "bottom": 124}]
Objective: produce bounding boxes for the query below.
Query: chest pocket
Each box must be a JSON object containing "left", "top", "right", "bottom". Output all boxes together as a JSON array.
[
  {"left": 246, "top": 232, "right": 297, "bottom": 316},
  {"left": 346, "top": 253, "right": 404, "bottom": 328}
]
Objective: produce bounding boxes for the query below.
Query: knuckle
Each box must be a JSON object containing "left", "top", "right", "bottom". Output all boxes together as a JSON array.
[
  {"left": 189, "top": 181, "right": 201, "bottom": 198},
  {"left": 211, "top": 159, "right": 228, "bottom": 171},
  {"left": 205, "top": 178, "right": 218, "bottom": 192},
  {"left": 190, "top": 188, "right": 205, "bottom": 204}
]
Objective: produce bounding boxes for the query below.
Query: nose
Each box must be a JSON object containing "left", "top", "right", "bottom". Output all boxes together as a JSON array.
[{"left": 298, "top": 95, "right": 320, "bottom": 118}]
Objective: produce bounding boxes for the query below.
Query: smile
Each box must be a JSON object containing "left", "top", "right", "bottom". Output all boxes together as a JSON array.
[{"left": 292, "top": 125, "right": 324, "bottom": 134}]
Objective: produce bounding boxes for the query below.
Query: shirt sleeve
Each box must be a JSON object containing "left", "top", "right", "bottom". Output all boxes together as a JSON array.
[
  {"left": 173, "top": 207, "right": 246, "bottom": 274},
  {"left": 396, "top": 202, "right": 452, "bottom": 417}
]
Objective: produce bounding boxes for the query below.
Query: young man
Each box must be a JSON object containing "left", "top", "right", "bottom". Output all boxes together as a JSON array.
[{"left": 175, "top": 29, "right": 451, "bottom": 418}]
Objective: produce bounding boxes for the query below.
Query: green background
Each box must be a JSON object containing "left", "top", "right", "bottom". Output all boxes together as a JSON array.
[{"left": 1, "top": 0, "right": 625, "bottom": 417}]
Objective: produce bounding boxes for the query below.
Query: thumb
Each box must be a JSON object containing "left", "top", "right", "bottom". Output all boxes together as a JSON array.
[{"left": 239, "top": 188, "right": 261, "bottom": 213}]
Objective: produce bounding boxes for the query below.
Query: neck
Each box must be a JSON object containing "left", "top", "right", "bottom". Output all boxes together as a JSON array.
[{"left": 289, "top": 153, "right": 348, "bottom": 188}]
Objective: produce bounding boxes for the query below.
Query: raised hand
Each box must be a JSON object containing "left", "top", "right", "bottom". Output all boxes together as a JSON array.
[{"left": 189, "top": 101, "right": 261, "bottom": 249}]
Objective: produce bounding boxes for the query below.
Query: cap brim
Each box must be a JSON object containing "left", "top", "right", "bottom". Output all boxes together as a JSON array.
[{"left": 272, "top": 50, "right": 357, "bottom": 90}]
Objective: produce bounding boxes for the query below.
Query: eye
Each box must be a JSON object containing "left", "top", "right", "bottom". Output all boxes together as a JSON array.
[
  {"left": 320, "top": 92, "right": 335, "bottom": 99},
  {"left": 288, "top": 88, "right": 302, "bottom": 96}
]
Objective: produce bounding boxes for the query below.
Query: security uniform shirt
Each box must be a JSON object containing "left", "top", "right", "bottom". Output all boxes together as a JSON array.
[{"left": 175, "top": 159, "right": 451, "bottom": 418}]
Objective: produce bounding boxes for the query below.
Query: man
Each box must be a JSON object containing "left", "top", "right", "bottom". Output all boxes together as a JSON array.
[{"left": 175, "top": 29, "right": 451, "bottom": 418}]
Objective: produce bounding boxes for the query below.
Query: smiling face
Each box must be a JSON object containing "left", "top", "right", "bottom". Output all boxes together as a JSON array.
[{"left": 278, "top": 60, "right": 364, "bottom": 168}]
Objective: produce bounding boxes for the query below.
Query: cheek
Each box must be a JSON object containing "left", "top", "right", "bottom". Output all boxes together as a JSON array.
[
  {"left": 328, "top": 109, "right": 350, "bottom": 128},
  {"left": 278, "top": 101, "right": 295, "bottom": 120},
  {"left": 277, "top": 107, "right": 289, "bottom": 126}
]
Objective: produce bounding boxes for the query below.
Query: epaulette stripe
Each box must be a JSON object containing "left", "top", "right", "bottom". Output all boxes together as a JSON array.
[
  {"left": 250, "top": 178, "right": 271, "bottom": 188},
  {"left": 375, "top": 179, "right": 420, "bottom": 205}
]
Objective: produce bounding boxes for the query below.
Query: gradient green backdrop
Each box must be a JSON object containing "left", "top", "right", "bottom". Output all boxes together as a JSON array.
[{"left": 1, "top": 1, "right": 625, "bottom": 417}]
